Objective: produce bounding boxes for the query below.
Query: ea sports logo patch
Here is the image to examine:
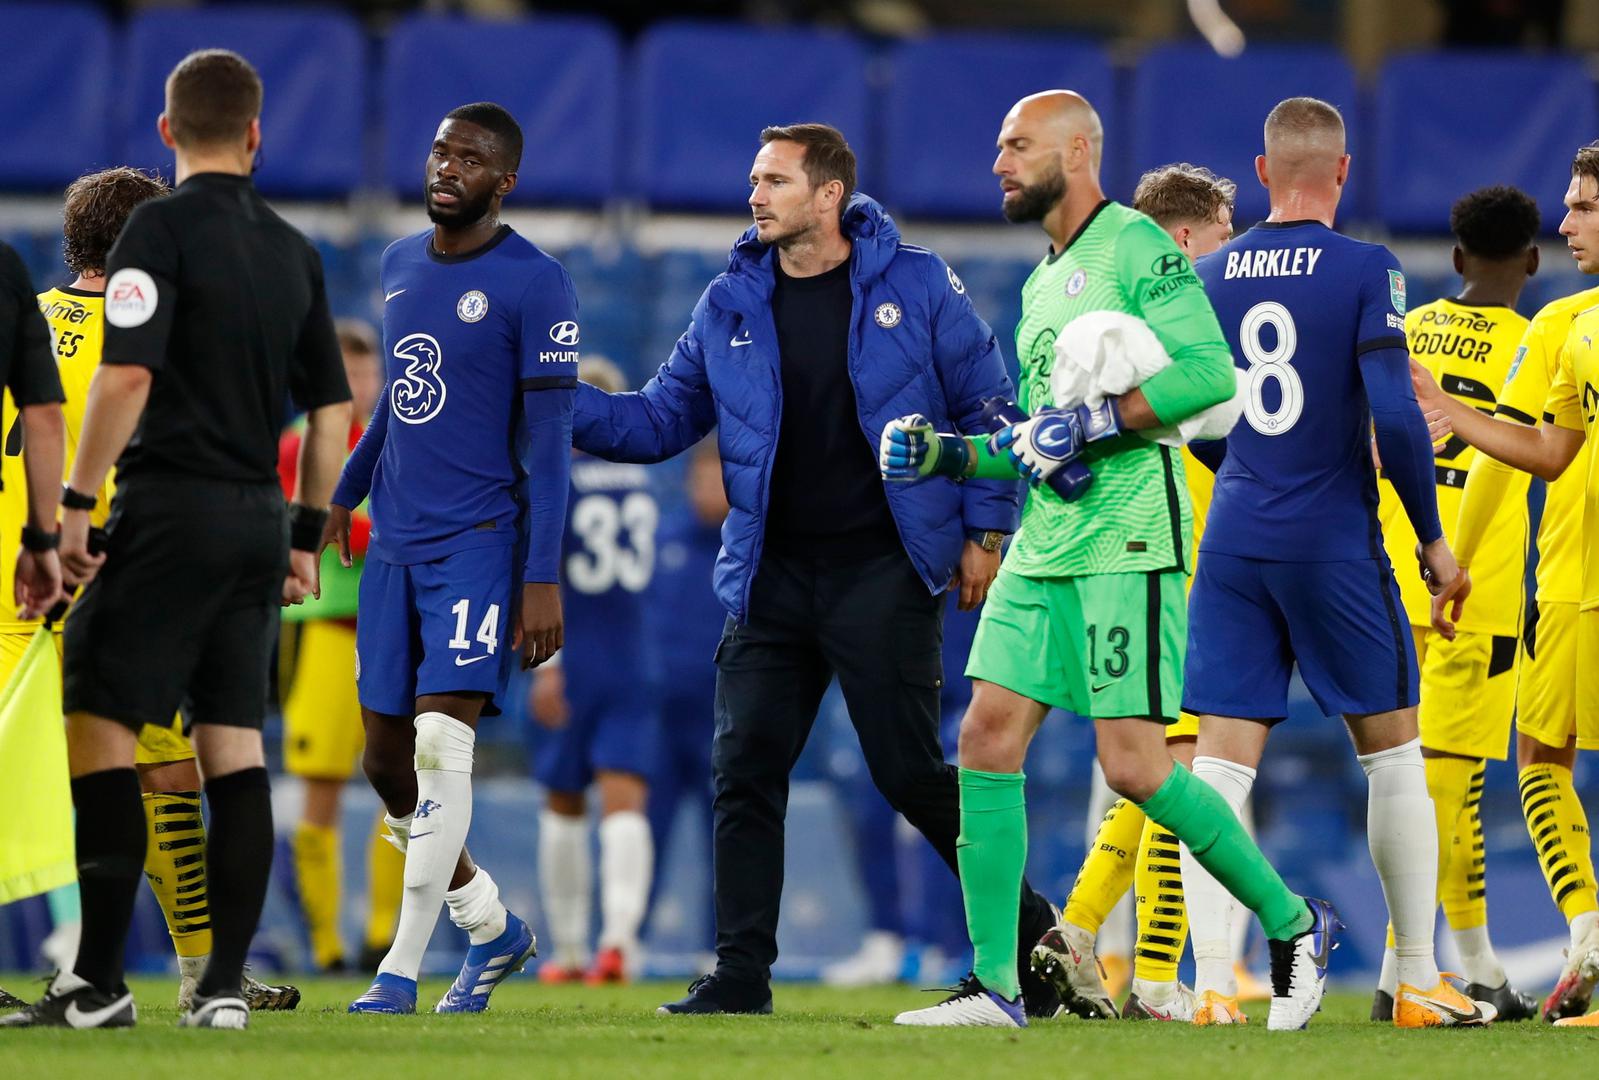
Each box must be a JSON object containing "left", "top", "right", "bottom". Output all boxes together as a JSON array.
[
  {"left": 456, "top": 290, "right": 488, "bottom": 323},
  {"left": 874, "top": 302, "right": 902, "bottom": 329},
  {"left": 1065, "top": 269, "right": 1088, "bottom": 297},
  {"left": 105, "top": 268, "right": 157, "bottom": 328}
]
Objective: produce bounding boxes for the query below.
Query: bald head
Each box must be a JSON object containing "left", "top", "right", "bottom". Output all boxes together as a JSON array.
[
  {"left": 1004, "top": 90, "right": 1103, "bottom": 173},
  {"left": 1262, "top": 97, "right": 1346, "bottom": 184}
]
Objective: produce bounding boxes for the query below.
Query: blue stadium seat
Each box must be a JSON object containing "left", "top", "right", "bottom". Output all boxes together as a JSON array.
[
  {"left": 633, "top": 21, "right": 869, "bottom": 211},
  {"left": 121, "top": 6, "right": 366, "bottom": 198},
  {"left": 1129, "top": 43, "right": 1360, "bottom": 225},
  {"left": 381, "top": 15, "right": 622, "bottom": 206},
  {"left": 1376, "top": 51, "right": 1599, "bottom": 233},
  {"left": 0, "top": 3, "right": 114, "bottom": 191},
  {"left": 882, "top": 33, "right": 1114, "bottom": 219}
]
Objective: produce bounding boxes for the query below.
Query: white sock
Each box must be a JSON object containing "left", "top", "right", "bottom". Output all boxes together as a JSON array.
[
  {"left": 446, "top": 866, "right": 508, "bottom": 946},
  {"left": 1087, "top": 759, "right": 1134, "bottom": 956},
  {"left": 1451, "top": 923, "right": 1506, "bottom": 988},
  {"left": 1378, "top": 946, "right": 1398, "bottom": 996},
  {"left": 597, "top": 810, "right": 653, "bottom": 954},
  {"left": 1358, "top": 737, "right": 1439, "bottom": 990},
  {"left": 1229, "top": 797, "right": 1256, "bottom": 963},
  {"left": 539, "top": 808, "right": 593, "bottom": 968},
  {"left": 383, "top": 811, "right": 413, "bottom": 854},
  {"left": 379, "top": 712, "right": 476, "bottom": 981},
  {"left": 1572, "top": 909, "right": 1599, "bottom": 949},
  {"left": 1180, "top": 755, "right": 1256, "bottom": 996}
]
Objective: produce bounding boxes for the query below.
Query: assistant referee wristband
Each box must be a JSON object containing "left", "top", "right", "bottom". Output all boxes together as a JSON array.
[
  {"left": 61, "top": 485, "right": 97, "bottom": 511},
  {"left": 21, "top": 524, "right": 60, "bottom": 552},
  {"left": 287, "top": 503, "right": 330, "bottom": 553}
]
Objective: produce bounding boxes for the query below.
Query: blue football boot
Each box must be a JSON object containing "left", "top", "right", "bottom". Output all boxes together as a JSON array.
[
  {"left": 348, "top": 971, "right": 418, "bottom": 1014},
  {"left": 434, "top": 911, "right": 537, "bottom": 1013}
]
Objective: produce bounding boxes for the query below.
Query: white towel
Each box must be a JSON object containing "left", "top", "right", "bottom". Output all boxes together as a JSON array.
[{"left": 1049, "top": 310, "right": 1244, "bottom": 447}]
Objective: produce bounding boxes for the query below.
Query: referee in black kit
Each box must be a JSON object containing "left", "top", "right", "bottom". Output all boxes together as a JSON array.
[{"left": 3, "top": 50, "right": 352, "bottom": 1031}]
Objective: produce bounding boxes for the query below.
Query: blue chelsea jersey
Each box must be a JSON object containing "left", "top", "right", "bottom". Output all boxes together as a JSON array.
[
  {"left": 559, "top": 454, "right": 659, "bottom": 688},
  {"left": 1197, "top": 221, "right": 1410, "bottom": 561},
  {"left": 369, "top": 226, "right": 580, "bottom": 564}
]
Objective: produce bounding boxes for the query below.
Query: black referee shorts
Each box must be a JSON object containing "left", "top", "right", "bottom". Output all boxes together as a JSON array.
[{"left": 63, "top": 476, "right": 287, "bottom": 734}]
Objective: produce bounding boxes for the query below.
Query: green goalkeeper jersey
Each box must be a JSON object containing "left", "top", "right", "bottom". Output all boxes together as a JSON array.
[{"left": 1006, "top": 200, "right": 1235, "bottom": 579}]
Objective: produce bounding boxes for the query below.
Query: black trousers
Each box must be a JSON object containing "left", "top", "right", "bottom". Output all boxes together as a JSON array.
[{"left": 711, "top": 547, "right": 1042, "bottom": 985}]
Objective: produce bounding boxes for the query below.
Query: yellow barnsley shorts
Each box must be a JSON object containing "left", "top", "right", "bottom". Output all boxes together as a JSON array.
[
  {"left": 0, "top": 631, "right": 193, "bottom": 765},
  {"left": 1515, "top": 601, "right": 1592, "bottom": 751},
  {"left": 1416, "top": 627, "right": 1519, "bottom": 760},
  {"left": 283, "top": 619, "right": 364, "bottom": 779},
  {"left": 1582, "top": 609, "right": 1599, "bottom": 752}
]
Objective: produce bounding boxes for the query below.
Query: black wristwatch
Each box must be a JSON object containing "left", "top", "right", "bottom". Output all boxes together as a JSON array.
[
  {"left": 21, "top": 524, "right": 60, "bottom": 552},
  {"left": 61, "top": 485, "right": 97, "bottom": 512}
]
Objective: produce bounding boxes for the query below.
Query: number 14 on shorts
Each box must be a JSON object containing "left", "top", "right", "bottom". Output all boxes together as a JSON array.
[{"left": 449, "top": 598, "right": 501, "bottom": 665}]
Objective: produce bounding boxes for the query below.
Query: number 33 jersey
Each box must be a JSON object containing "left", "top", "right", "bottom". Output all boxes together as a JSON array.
[
  {"left": 1196, "top": 221, "right": 1409, "bottom": 561},
  {"left": 559, "top": 453, "right": 658, "bottom": 688},
  {"left": 370, "top": 226, "right": 579, "bottom": 565}
]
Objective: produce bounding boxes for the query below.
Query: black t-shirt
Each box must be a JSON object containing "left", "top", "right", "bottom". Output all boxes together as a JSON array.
[
  {"left": 0, "top": 243, "right": 66, "bottom": 409},
  {"left": 101, "top": 173, "right": 350, "bottom": 484},
  {"left": 764, "top": 256, "right": 899, "bottom": 557}
]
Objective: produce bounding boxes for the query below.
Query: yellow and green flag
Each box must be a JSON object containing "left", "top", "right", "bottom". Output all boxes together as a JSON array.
[{"left": 0, "top": 627, "right": 72, "bottom": 903}]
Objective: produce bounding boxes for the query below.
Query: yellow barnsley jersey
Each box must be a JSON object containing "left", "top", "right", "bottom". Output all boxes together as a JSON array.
[
  {"left": 1494, "top": 287, "right": 1599, "bottom": 605},
  {"left": 1380, "top": 298, "right": 1529, "bottom": 633},
  {"left": 1545, "top": 302, "right": 1599, "bottom": 610},
  {"left": 0, "top": 287, "right": 115, "bottom": 634}
]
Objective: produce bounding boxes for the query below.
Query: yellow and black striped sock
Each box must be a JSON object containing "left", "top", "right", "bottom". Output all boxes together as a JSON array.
[
  {"left": 141, "top": 791, "right": 212, "bottom": 958},
  {"left": 1134, "top": 817, "right": 1186, "bottom": 984},
  {"left": 1440, "top": 762, "right": 1489, "bottom": 930},
  {"left": 1520, "top": 764, "right": 1599, "bottom": 923},
  {"left": 1063, "top": 798, "right": 1144, "bottom": 935},
  {"left": 362, "top": 812, "right": 405, "bottom": 956}
]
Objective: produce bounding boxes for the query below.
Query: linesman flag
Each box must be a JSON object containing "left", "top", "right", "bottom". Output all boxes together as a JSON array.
[{"left": 0, "top": 628, "right": 73, "bottom": 903}]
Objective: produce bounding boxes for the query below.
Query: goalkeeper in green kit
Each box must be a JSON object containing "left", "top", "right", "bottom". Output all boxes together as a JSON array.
[{"left": 886, "top": 91, "right": 1338, "bottom": 1030}]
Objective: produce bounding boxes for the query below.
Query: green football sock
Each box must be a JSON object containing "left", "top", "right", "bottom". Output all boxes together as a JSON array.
[
  {"left": 958, "top": 767, "right": 1027, "bottom": 1001},
  {"left": 1139, "top": 764, "right": 1311, "bottom": 940}
]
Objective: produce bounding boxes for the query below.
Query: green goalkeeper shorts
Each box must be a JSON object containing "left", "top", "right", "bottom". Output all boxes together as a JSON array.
[{"left": 966, "top": 568, "right": 1187, "bottom": 722}]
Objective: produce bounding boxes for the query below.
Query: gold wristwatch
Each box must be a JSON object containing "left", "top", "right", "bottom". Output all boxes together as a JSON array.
[{"left": 978, "top": 530, "right": 1005, "bottom": 553}]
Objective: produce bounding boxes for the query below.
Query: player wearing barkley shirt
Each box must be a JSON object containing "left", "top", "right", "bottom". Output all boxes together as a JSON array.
[
  {"left": 1415, "top": 142, "right": 1599, "bottom": 1028},
  {"left": 1373, "top": 187, "right": 1542, "bottom": 1023},
  {"left": 1180, "top": 97, "right": 1485, "bottom": 1030},
  {"left": 335, "top": 103, "right": 577, "bottom": 1015},
  {"left": 531, "top": 357, "right": 660, "bottom": 985}
]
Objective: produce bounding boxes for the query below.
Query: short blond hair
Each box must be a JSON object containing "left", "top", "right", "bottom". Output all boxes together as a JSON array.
[
  {"left": 579, "top": 356, "right": 627, "bottom": 394},
  {"left": 1264, "top": 96, "right": 1345, "bottom": 153},
  {"left": 1132, "top": 164, "right": 1236, "bottom": 230}
]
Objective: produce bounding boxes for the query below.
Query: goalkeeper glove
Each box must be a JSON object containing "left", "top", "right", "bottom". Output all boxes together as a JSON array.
[
  {"left": 880, "top": 414, "right": 971, "bottom": 481},
  {"left": 991, "top": 399, "right": 1122, "bottom": 487}
]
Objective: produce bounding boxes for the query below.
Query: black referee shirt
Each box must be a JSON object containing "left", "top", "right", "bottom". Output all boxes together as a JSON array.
[
  {"left": 0, "top": 242, "right": 66, "bottom": 412},
  {"left": 100, "top": 172, "right": 349, "bottom": 484}
]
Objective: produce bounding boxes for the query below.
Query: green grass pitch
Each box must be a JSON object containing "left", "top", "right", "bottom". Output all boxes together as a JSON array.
[{"left": 0, "top": 977, "right": 1592, "bottom": 1079}]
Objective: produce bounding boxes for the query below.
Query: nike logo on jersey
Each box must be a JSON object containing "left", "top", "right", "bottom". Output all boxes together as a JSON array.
[
  {"left": 385, "top": 289, "right": 407, "bottom": 302},
  {"left": 1090, "top": 682, "right": 1115, "bottom": 694},
  {"left": 65, "top": 995, "right": 130, "bottom": 1028},
  {"left": 730, "top": 330, "right": 753, "bottom": 347},
  {"left": 454, "top": 654, "right": 490, "bottom": 667}
]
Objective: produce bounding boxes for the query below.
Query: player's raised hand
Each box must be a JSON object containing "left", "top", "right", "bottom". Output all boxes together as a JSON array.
[
  {"left": 880, "top": 414, "right": 973, "bottom": 481},
  {"left": 322, "top": 504, "right": 354, "bottom": 568},
  {"left": 518, "top": 581, "right": 563, "bottom": 669}
]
